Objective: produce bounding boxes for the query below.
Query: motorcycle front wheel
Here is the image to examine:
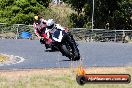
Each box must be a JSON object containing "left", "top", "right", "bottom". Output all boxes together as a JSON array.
[{"left": 61, "top": 35, "right": 80, "bottom": 61}]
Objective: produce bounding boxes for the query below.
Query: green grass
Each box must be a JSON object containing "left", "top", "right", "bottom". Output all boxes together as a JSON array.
[
  {"left": 0, "top": 74, "right": 131, "bottom": 88},
  {"left": 0, "top": 67, "right": 131, "bottom": 88}
]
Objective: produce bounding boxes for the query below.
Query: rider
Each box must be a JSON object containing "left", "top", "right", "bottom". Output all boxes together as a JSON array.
[
  {"left": 46, "top": 19, "right": 69, "bottom": 55},
  {"left": 33, "top": 16, "right": 52, "bottom": 48},
  {"left": 46, "top": 19, "right": 69, "bottom": 41}
]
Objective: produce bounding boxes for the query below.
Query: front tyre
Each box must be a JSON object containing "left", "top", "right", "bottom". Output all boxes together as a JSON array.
[
  {"left": 61, "top": 45, "right": 72, "bottom": 59},
  {"left": 70, "top": 43, "right": 80, "bottom": 61},
  {"left": 73, "top": 46, "right": 80, "bottom": 61},
  {"left": 62, "top": 34, "right": 80, "bottom": 61}
]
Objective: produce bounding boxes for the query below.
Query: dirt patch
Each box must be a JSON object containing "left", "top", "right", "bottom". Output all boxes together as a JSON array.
[{"left": 0, "top": 54, "right": 9, "bottom": 62}]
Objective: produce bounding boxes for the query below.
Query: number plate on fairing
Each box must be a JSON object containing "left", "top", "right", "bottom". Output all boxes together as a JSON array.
[{"left": 52, "top": 30, "right": 65, "bottom": 42}]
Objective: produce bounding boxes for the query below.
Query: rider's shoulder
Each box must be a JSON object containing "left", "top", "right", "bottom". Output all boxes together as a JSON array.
[
  {"left": 40, "top": 18, "right": 47, "bottom": 23},
  {"left": 33, "top": 22, "right": 38, "bottom": 25},
  {"left": 55, "top": 24, "right": 61, "bottom": 27},
  {"left": 55, "top": 24, "right": 65, "bottom": 30}
]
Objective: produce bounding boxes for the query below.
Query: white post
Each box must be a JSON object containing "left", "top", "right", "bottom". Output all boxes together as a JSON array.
[
  {"left": 1, "top": 27, "right": 3, "bottom": 39},
  {"left": 114, "top": 30, "right": 116, "bottom": 42},
  {"left": 16, "top": 24, "right": 19, "bottom": 39},
  {"left": 90, "top": 0, "right": 94, "bottom": 42},
  {"left": 92, "top": 0, "right": 94, "bottom": 30}
]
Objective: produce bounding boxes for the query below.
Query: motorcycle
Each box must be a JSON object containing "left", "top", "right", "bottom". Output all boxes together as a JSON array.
[{"left": 42, "top": 27, "right": 80, "bottom": 61}]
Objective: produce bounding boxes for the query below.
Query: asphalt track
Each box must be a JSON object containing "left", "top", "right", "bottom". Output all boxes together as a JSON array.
[{"left": 0, "top": 39, "right": 132, "bottom": 70}]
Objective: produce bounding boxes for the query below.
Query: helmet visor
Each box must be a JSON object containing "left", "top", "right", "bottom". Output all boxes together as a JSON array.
[{"left": 47, "top": 24, "right": 54, "bottom": 29}]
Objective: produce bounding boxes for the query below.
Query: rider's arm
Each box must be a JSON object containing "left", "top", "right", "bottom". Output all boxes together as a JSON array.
[
  {"left": 41, "top": 18, "right": 47, "bottom": 24},
  {"left": 35, "top": 29, "right": 41, "bottom": 39},
  {"left": 33, "top": 23, "right": 41, "bottom": 39},
  {"left": 64, "top": 27, "right": 69, "bottom": 32}
]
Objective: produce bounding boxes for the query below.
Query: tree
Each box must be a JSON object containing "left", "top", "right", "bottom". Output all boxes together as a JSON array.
[
  {"left": 63, "top": 0, "right": 92, "bottom": 28},
  {"left": 64, "top": 0, "right": 132, "bottom": 29},
  {"left": 94, "top": 0, "right": 132, "bottom": 29},
  {"left": 63, "top": 0, "right": 87, "bottom": 15},
  {"left": 112, "top": 0, "right": 132, "bottom": 29},
  {"left": 0, "top": 0, "right": 50, "bottom": 24},
  {"left": 36, "top": 0, "right": 51, "bottom": 8}
]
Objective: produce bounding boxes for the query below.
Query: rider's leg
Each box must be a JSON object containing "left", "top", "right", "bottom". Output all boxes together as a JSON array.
[
  {"left": 41, "top": 33, "right": 52, "bottom": 44},
  {"left": 40, "top": 34, "right": 47, "bottom": 44},
  {"left": 41, "top": 33, "right": 53, "bottom": 49}
]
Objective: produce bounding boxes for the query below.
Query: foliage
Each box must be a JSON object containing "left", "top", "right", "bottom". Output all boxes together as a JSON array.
[
  {"left": 36, "top": 4, "right": 73, "bottom": 27},
  {"left": 0, "top": 0, "right": 49, "bottom": 24},
  {"left": 94, "top": 0, "right": 132, "bottom": 29},
  {"left": 64, "top": 0, "right": 132, "bottom": 29},
  {"left": 63, "top": 0, "right": 87, "bottom": 15},
  {"left": 63, "top": 0, "right": 92, "bottom": 28},
  {"left": 0, "top": 0, "right": 72, "bottom": 27},
  {"left": 36, "top": 0, "right": 51, "bottom": 8},
  {"left": 0, "top": 0, "right": 131, "bottom": 29},
  {"left": 69, "top": 13, "right": 85, "bottom": 28}
]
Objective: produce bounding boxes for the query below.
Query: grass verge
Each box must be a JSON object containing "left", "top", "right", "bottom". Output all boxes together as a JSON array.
[{"left": 0, "top": 67, "right": 131, "bottom": 88}]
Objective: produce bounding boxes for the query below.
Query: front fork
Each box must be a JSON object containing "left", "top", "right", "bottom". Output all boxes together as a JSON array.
[{"left": 62, "top": 33, "right": 76, "bottom": 56}]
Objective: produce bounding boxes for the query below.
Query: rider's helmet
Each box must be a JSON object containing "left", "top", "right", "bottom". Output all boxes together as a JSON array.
[
  {"left": 34, "top": 16, "right": 41, "bottom": 23},
  {"left": 46, "top": 19, "right": 55, "bottom": 29}
]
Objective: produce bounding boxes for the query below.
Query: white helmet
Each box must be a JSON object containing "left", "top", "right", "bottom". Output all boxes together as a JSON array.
[{"left": 47, "top": 19, "right": 55, "bottom": 29}]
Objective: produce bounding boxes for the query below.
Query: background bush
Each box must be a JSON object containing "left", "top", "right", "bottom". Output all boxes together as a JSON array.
[{"left": 0, "top": 0, "right": 131, "bottom": 29}]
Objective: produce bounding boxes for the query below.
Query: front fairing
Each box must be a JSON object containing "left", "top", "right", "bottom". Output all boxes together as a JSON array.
[{"left": 52, "top": 29, "right": 66, "bottom": 42}]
